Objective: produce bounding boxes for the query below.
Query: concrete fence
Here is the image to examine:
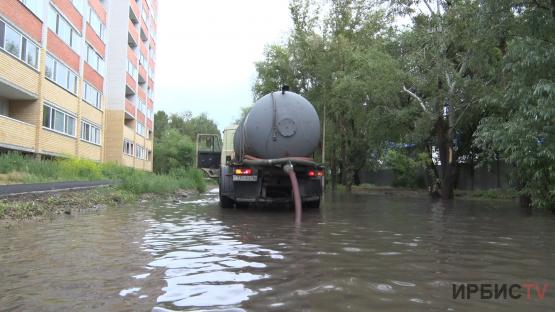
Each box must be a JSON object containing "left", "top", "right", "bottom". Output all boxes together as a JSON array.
[{"left": 359, "top": 161, "right": 509, "bottom": 190}]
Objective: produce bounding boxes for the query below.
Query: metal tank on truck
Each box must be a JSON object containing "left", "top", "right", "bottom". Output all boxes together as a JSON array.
[{"left": 219, "top": 86, "right": 324, "bottom": 220}]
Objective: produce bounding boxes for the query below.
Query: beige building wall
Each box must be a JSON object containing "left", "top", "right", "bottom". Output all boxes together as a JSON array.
[{"left": 0, "top": 0, "right": 155, "bottom": 171}]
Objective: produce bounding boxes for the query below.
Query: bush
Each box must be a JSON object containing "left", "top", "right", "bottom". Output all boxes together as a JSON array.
[
  {"left": 384, "top": 150, "right": 428, "bottom": 188},
  {"left": 153, "top": 128, "right": 195, "bottom": 174},
  {"left": 57, "top": 158, "right": 103, "bottom": 180}
]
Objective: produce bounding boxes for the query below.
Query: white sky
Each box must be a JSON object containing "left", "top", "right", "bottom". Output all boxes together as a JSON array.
[{"left": 154, "top": 0, "right": 293, "bottom": 131}]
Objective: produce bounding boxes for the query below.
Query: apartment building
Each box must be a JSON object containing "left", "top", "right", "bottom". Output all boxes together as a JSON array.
[{"left": 0, "top": 0, "right": 157, "bottom": 171}]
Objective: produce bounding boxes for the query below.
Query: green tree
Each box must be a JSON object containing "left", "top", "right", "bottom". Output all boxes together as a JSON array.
[
  {"left": 153, "top": 111, "right": 220, "bottom": 173},
  {"left": 153, "top": 111, "right": 169, "bottom": 141},
  {"left": 474, "top": 0, "right": 555, "bottom": 209},
  {"left": 254, "top": 0, "right": 405, "bottom": 192},
  {"left": 386, "top": 0, "right": 509, "bottom": 199},
  {"left": 153, "top": 128, "right": 195, "bottom": 174}
]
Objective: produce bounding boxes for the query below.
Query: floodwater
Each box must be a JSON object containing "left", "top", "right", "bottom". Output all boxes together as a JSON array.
[{"left": 1, "top": 189, "right": 555, "bottom": 311}]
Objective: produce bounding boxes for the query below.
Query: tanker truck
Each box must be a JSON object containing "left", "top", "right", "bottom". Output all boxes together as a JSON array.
[{"left": 219, "top": 87, "right": 324, "bottom": 209}]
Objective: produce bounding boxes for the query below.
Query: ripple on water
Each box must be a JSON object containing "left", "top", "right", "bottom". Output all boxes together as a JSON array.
[
  {"left": 377, "top": 251, "right": 402, "bottom": 256},
  {"left": 391, "top": 280, "right": 416, "bottom": 287},
  {"left": 369, "top": 283, "right": 395, "bottom": 293},
  {"left": 140, "top": 215, "right": 283, "bottom": 309}
]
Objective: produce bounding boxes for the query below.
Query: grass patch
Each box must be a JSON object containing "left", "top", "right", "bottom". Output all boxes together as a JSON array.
[
  {"left": 0, "top": 152, "right": 206, "bottom": 194},
  {"left": 455, "top": 188, "right": 518, "bottom": 200}
]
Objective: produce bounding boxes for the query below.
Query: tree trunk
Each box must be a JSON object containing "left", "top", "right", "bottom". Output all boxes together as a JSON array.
[
  {"left": 354, "top": 169, "right": 361, "bottom": 186},
  {"left": 515, "top": 173, "right": 531, "bottom": 209},
  {"left": 496, "top": 154, "right": 501, "bottom": 188},
  {"left": 331, "top": 150, "right": 337, "bottom": 192},
  {"left": 436, "top": 117, "right": 455, "bottom": 200},
  {"left": 469, "top": 156, "right": 475, "bottom": 191}
]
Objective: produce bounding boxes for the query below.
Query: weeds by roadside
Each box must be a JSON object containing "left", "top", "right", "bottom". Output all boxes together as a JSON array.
[
  {"left": 0, "top": 152, "right": 206, "bottom": 194},
  {"left": 0, "top": 187, "right": 137, "bottom": 221}
]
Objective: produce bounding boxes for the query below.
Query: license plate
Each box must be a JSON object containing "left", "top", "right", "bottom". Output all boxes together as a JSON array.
[{"left": 233, "top": 175, "right": 258, "bottom": 182}]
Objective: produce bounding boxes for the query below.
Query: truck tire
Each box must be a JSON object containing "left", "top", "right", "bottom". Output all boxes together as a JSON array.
[
  {"left": 219, "top": 195, "right": 235, "bottom": 208},
  {"left": 305, "top": 198, "right": 321, "bottom": 209},
  {"left": 219, "top": 166, "right": 235, "bottom": 208}
]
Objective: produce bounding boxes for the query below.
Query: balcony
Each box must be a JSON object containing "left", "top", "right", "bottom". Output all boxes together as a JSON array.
[
  {"left": 128, "top": 20, "right": 139, "bottom": 47},
  {"left": 137, "top": 87, "right": 146, "bottom": 102},
  {"left": 126, "top": 74, "right": 136, "bottom": 96},
  {"left": 137, "top": 110, "right": 145, "bottom": 123},
  {"left": 129, "top": 0, "right": 140, "bottom": 23},
  {"left": 128, "top": 47, "right": 138, "bottom": 66},
  {"left": 123, "top": 123, "right": 135, "bottom": 141},
  {"left": 125, "top": 98, "right": 136, "bottom": 118},
  {"left": 140, "top": 24, "right": 148, "bottom": 42},
  {"left": 138, "top": 65, "right": 146, "bottom": 84},
  {"left": 0, "top": 51, "right": 40, "bottom": 97},
  {"left": 0, "top": 114, "right": 36, "bottom": 152}
]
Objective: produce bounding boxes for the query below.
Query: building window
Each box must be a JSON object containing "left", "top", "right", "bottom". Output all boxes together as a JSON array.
[
  {"left": 135, "top": 145, "right": 145, "bottom": 160},
  {"left": 141, "top": 7, "right": 149, "bottom": 25},
  {"left": 136, "top": 121, "right": 145, "bottom": 137},
  {"left": 43, "top": 104, "right": 76, "bottom": 136},
  {"left": 4, "top": 24, "right": 22, "bottom": 57},
  {"left": 81, "top": 120, "right": 101, "bottom": 145},
  {"left": 127, "top": 59, "right": 138, "bottom": 79},
  {"left": 83, "top": 82, "right": 102, "bottom": 109},
  {"left": 0, "top": 20, "right": 40, "bottom": 70},
  {"left": 48, "top": 6, "right": 81, "bottom": 53},
  {"left": 45, "top": 54, "right": 78, "bottom": 94},
  {"left": 148, "top": 65, "right": 155, "bottom": 79},
  {"left": 20, "top": 0, "right": 43, "bottom": 18},
  {"left": 147, "top": 87, "right": 154, "bottom": 99},
  {"left": 86, "top": 45, "right": 104, "bottom": 76},
  {"left": 137, "top": 99, "right": 146, "bottom": 114},
  {"left": 146, "top": 107, "right": 153, "bottom": 120},
  {"left": 123, "top": 140, "right": 134, "bottom": 155},
  {"left": 87, "top": 6, "right": 104, "bottom": 40},
  {"left": 139, "top": 52, "right": 146, "bottom": 65},
  {"left": 71, "top": 0, "right": 85, "bottom": 15}
]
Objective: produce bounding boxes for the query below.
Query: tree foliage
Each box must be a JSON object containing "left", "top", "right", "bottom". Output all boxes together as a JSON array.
[
  {"left": 153, "top": 111, "right": 220, "bottom": 174},
  {"left": 474, "top": 0, "right": 555, "bottom": 209},
  {"left": 254, "top": 0, "right": 406, "bottom": 191},
  {"left": 251, "top": 0, "right": 555, "bottom": 208}
]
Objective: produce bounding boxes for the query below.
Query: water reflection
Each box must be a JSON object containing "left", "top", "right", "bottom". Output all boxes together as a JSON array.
[{"left": 141, "top": 211, "right": 282, "bottom": 309}]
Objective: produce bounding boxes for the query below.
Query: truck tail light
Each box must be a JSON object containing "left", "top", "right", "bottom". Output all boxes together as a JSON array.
[
  {"left": 308, "top": 170, "right": 324, "bottom": 177},
  {"left": 234, "top": 168, "right": 253, "bottom": 175}
]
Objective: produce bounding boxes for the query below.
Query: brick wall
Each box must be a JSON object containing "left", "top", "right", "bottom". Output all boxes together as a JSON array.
[
  {"left": 47, "top": 30, "right": 80, "bottom": 73},
  {"left": 43, "top": 80, "right": 79, "bottom": 113},
  {"left": 9, "top": 99, "right": 39, "bottom": 125},
  {"left": 83, "top": 63, "right": 104, "bottom": 91},
  {"left": 51, "top": 0, "right": 83, "bottom": 31},
  {"left": 0, "top": 114, "right": 36, "bottom": 151},
  {"left": 86, "top": 24, "right": 105, "bottom": 57},
  {"left": 40, "top": 129, "right": 77, "bottom": 156},
  {"left": 0, "top": 0, "right": 42, "bottom": 42},
  {"left": 0, "top": 52, "right": 40, "bottom": 95}
]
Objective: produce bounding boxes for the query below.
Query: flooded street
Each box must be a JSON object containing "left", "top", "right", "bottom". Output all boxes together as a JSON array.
[{"left": 1, "top": 189, "right": 555, "bottom": 311}]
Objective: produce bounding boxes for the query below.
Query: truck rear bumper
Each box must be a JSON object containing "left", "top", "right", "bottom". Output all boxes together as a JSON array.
[{"left": 234, "top": 195, "right": 320, "bottom": 204}]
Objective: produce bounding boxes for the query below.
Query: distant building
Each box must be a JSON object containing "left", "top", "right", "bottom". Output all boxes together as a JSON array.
[{"left": 0, "top": 0, "right": 157, "bottom": 171}]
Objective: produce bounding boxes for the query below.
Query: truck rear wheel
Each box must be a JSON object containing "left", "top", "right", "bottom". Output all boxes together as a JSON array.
[
  {"left": 219, "top": 195, "right": 235, "bottom": 208},
  {"left": 305, "top": 198, "right": 321, "bottom": 209}
]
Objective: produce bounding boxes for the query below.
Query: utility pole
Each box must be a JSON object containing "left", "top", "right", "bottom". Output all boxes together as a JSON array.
[{"left": 321, "top": 102, "right": 326, "bottom": 189}]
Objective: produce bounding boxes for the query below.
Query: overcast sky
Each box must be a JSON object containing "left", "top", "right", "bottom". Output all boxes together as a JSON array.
[{"left": 154, "top": 0, "right": 293, "bottom": 131}]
